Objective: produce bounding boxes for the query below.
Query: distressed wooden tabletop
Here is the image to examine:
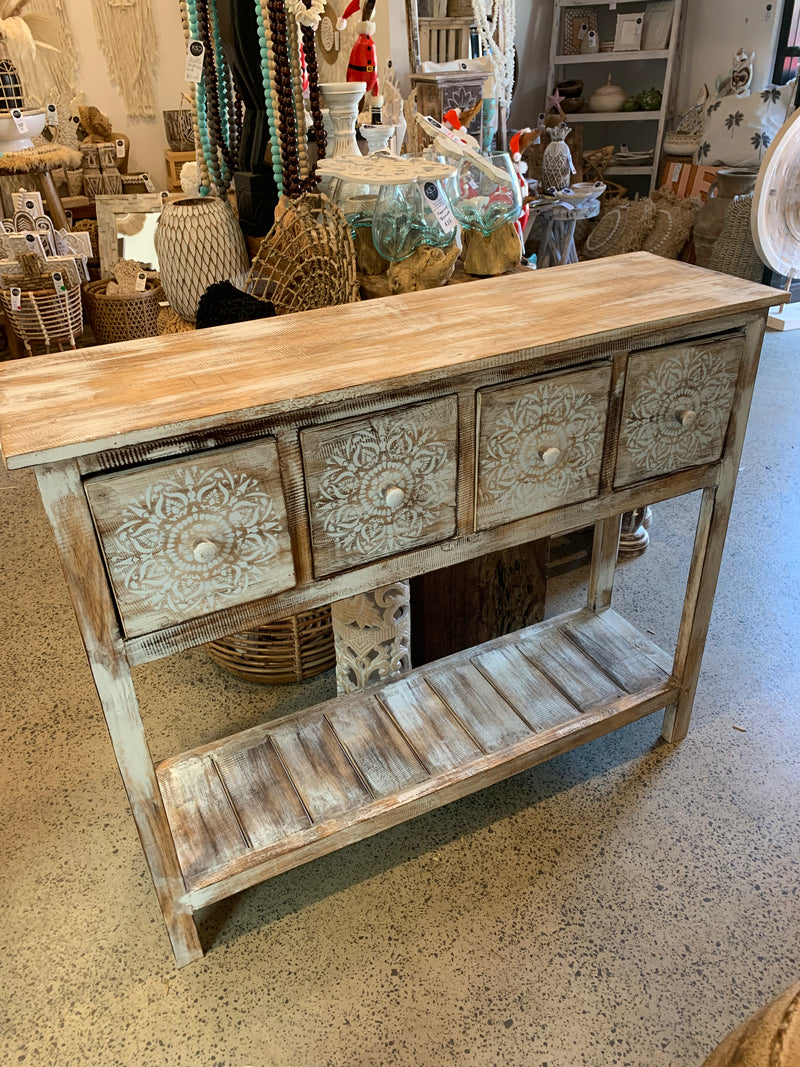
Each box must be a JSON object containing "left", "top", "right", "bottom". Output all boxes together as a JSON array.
[{"left": 0, "top": 252, "right": 784, "bottom": 469}]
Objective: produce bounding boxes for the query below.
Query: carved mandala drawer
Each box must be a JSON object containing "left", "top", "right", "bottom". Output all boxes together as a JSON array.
[
  {"left": 84, "top": 440, "right": 296, "bottom": 637},
  {"left": 301, "top": 396, "right": 459, "bottom": 577},
  {"left": 475, "top": 363, "right": 612, "bottom": 530},
  {"left": 614, "top": 336, "right": 744, "bottom": 488}
]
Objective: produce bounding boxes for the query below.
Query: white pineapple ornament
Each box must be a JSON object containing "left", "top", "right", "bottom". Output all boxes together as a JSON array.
[{"left": 541, "top": 123, "right": 576, "bottom": 193}]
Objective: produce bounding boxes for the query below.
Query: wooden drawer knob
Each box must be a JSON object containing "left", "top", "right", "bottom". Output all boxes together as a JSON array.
[
  {"left": 383, "top": 485, "right": 406, "bottom": 509},
  {"left": 538, "top": 446, "right": 561, "bottom": 468},
  {"left": 677, "top": 409, "right": 697, "bottom": 428},
  {"left": 192, "top": 539, "right": 219, "bottom": 563}
]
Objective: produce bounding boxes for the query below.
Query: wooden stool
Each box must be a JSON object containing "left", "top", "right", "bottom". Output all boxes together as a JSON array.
[{"left": 534, "top": 199, "right": 600, "bottom": 269}]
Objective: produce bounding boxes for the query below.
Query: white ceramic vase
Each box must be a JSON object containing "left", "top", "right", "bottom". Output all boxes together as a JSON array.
[
  {"left": 154, "top": 196, "right": 249, "bottom": 324},
  {"left": 319, "top": 81, "right": 367, "bottom": 157}
]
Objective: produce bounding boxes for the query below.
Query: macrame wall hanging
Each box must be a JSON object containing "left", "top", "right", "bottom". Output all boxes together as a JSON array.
[
  {"left": 89, "top": 0, "right": 158, "bottom": 118},
  {"left": 2, "top": 0, "right": 77, "bottom": 108}
]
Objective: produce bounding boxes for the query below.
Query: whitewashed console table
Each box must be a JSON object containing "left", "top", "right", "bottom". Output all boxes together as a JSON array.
[{"left": 0, "top": 253, "right": 783, "bottom": 966}]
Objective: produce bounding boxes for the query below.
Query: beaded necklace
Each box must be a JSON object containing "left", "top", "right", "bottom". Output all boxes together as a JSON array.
[
  {"left": 183, "top": 0, "right": 242, "bottom": 195},
  {"left": 472, "top": 0, "right": 517, "bottom": 114}
]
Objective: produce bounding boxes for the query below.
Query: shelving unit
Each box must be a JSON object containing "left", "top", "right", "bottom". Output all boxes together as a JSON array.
[{"left": 546, "top": 0, "right": 686, "bottom": 192}]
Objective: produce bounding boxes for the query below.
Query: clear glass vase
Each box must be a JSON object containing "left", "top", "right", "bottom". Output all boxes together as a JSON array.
[
  {"left": 451, "top": 152, "right": 522, "bottom": 237},
  {"left": 371, "top": 178, "right": 457, "bottom": 262}
]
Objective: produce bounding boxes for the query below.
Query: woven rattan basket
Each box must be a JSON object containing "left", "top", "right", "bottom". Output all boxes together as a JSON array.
[
  {"left": 207, "top": 606, "right": 336, "bottom": 684},
  {"left": 0, "top": 282, "right": 83, "bottom": 353},
  {"left": 83, "top": 278, "right": 164, "bottom": 345}
]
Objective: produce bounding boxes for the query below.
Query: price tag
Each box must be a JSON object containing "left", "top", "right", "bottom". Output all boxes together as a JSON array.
[
  {"left": 185, "top": 39, "right": 205, "bottom": 83},
  {"left": 11, "top": 108, "right": 27, "bottom": 134},
  {"left": 160, "top": 190, "right": 170, "bottom": 205},
  {"left": 52, "top": 270, "right": 67, "bottom": 294},
  {"left": 142, "top": 173, "right": 155, "bottom": 192},
  {"left": 46, "top": 103, "right": 58, "bottom": 127},
  {"left": 10, "top": 286, "right": 21, "bottom": 311},
  {"left": 577, "top": 22, "right": 588, "bottom": 39},
  {"left": 422, "top": 181, "right": 456, "bottom": 233},
  {"left": 65, "top": 209, "right": 73, "bottom": 227},
  {"left": 115, "top": 138, "right": 126, "bottom": 158},
  {"left": 135, "top": 271, "right": 147, "bottom": 292}
]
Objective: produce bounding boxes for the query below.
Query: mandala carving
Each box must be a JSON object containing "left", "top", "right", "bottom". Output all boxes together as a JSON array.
[
  {"left": 331, "top": 583, "right": 411, "bottom": 695},
  {"left": 481, "top": 382, "right": 605, "bottom": 513},
  {"left": 623, "top": 350, "right": 736, "bottom": 471},
  {"left": 107, "top": 465, "right": 286, "bottom": 616},
  {"left": 312, "top": 415, "right": 454, "bottom": 558}
]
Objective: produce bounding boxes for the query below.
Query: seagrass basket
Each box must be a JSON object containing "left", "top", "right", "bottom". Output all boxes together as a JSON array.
[
  {"left": 0, "top": 282, "right": 83, "bottom": 353},
  {"left": 207, "top": 606, "right": 336, "bottom": 684},
  {"left": 83, "top": 278, "right": 164, "bottom": 344}
]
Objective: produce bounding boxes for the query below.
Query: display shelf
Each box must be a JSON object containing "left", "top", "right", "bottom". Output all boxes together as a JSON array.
[
  {"left": 157, "top": 606, "right": 677, "bottom": 906},
  {"left": 606, "top": 165, "right": 656, "bottom": 175},
  {"left": 554, "top": 50, "right": 670, "bottom": 64},
  {"left": 546, "top": 0, "right": 686, "bottom": 192},
  {"left": 565, "top": 110, "right": 663, "bottom": 122}
]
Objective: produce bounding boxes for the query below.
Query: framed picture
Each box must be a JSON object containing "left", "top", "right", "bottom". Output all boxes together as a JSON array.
[
  {"left": 561, "top": 6, "right": 598, "bottom": 56},
  {"left": 642, "top": 1, "right": 674, "bottom": 50},
  {"left": 613, "top": 12, "right": 645, "bottom": 52}
]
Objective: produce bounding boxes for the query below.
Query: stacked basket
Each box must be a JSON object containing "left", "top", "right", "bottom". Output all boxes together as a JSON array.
[{"left": 83, "top": 277, "right": 164, "bottom": 345}]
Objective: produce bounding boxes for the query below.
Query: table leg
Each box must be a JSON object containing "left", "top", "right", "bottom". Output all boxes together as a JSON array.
[
  {"left": 562, "top": 219, "right": 578, "bottom": 264},
  {"left": 39, "top": 170, "right": 70, "bottom": 231},
  {"left": 331, "top": 582, "right": 411, "bottom": 694},
  {"left": 35, "top": 461, "right": 203, "bottom": 967}
]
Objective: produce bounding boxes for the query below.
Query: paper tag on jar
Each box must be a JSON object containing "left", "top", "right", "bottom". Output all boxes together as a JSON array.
[
  {"left": 185, "top": 39, "right": 205, "bottom": 83},
  {"left": 422, "top": 181, "right": 456, "bottom": 232},
  {"left": 10, "top": 286, "right": 21, "bottom": 311},
  {"left": 11, "top": 109, "right": 27, "bottom": 134},
  {"left": 46, "top": 103, "right": 58, "bottom": 127},
  {"left": 135, "top": 271, "right": 147, "bottom": 292},
  {"left": 115, "top": 138, "right": 126, "bottom": 158}
]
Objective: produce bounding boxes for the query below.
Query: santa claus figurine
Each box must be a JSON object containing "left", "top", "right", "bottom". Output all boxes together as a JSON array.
[{"left": 340, "top": 0, "right": 382, "bottom": 112}]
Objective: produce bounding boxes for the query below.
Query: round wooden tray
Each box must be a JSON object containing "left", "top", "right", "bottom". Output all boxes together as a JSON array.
[{"left": 752, "top": 105, "right": 800, "bottom": 277}]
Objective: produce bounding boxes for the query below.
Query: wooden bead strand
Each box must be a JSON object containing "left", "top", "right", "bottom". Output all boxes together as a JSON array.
[
  {"left": 287, "top": 11, "right": 309, "bottom": 184},
  {"left": 256, "top": 0, "right": 285, "bottom": 196},
  {"left": 300, "top": 22, "right": 326, "bottom": 188},
  {"left": 267, "top": 0, "right": 302, "bottom": 198}
]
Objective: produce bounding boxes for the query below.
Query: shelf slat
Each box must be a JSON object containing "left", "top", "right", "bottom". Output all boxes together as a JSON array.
[
  {"left": 554, "top": 50, "right": 669, "bottom": 64},
  {"left": 158, "top": 607, "right": 677, "bottom": 906},
  {"left": 564, "top": 110, "right": 664, "bottom": 122}
]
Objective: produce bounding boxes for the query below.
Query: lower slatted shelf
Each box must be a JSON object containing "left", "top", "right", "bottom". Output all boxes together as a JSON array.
[{"left": 156, "top": 606, "right": 678, "bottom": 908}]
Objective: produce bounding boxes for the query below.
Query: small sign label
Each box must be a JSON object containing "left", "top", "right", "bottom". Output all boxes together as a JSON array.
[
  {"left": 422, "top": 181, "right": 456, "bottom": 232},
  {"left": 11, "top": 108, "right": 27, "bottom": 134},
  {"left": 160, "top": 190, "right": 170, "bottom": 204},
  {"left": 65, "top": 209, "right": 73, "bottom": 227},
  {"left": 135, "top": 271, "right": 147, "bottom": 292},
  {"left": 116, "top": 138, "right": 126, "bottom": 158},
  {"left": 10, "top": 286, "right": 21, "bottom": 311},
  {"left": 142, "top": 173, "right": 155, "bottom": 192},
  {"left": 46, "top": 103, "right": 58, "bottom": 127},
  {"left": 52, "top": 270, "right": 66, "bottom": 293},
  {"left": 185, "top": 39, "right": 205, "bottom": 83}
]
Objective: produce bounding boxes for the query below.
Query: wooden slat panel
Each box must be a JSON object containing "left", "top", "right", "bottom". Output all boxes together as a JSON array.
[
  {"left": 268, "top": 715, "right": 372, "bottom": 821},
  {"left": 561, "top": 610, "right": 671, "bottom": 692},
  {"left": 213, "top": 739, "right": 311, "bottom": 851},
  {"left": 378, "top": 674, "right": 483, "bottom": 773},
  {"left": 326, "top": 697, "right": 429, "bottom": 799},
  {"left": 424, "top": 661, "right": 534, "bottom": 752},
  {"left": 158, "top": 755, "right": 247, "bottom": 883},
  {"left": 517, "top": 628, "right": 624, "bottom": 712},
  {"left": 472, "top": 644, "right": 580, "bottom": 731}
]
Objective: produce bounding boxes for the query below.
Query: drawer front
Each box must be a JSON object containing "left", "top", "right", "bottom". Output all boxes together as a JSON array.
[
  {"left": 85, "top": 439, "right": 296, "bottom": 637},
  {"left": 614, "top": 336, "right": 743, "bottom": 488},
  {"left": 476, "top": 364, "right": 611, "bottom": 530},
  {"left": 302, "top": 397, "right": 459, "bottom": 577}
]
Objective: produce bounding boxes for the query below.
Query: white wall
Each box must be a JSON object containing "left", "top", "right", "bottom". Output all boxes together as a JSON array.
[
  {"left": 65, "top": 0, "right": 187, "bottom": 189},
  {"left": 676, "top": 0, "right": 782, "bottom": 111}
]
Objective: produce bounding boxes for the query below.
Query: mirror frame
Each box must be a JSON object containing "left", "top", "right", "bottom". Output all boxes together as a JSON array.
[{"left": 95, "top": 193, "right": 164, "bottom": 279}]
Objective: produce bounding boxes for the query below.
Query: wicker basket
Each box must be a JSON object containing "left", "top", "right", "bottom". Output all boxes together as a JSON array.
[
  {"left": 207, "top": 606, "right": 336, "bottom": 684},
  {"left": 83, "top": 278, "right": 164, "bottom": 345},
  {"left": 163, "top": 107, "right": 194, "bottom": 152},
  {"left": 0, "top": 282, "right": 83, "bottom": 353}
]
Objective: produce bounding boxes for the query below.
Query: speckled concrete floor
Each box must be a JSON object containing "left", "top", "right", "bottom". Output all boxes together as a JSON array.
[{"left": 1, "top": 331, "right": 798, "bottom": 1067}]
